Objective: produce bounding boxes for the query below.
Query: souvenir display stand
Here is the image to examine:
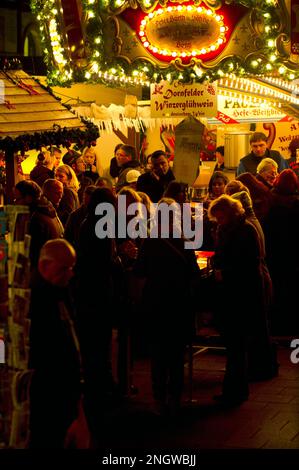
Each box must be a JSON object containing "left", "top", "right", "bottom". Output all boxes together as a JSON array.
[{"left": 0, "top": 205, "right": 32, "bottom": 448}]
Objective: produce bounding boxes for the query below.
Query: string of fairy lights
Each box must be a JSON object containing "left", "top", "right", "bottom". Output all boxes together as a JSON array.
[
  {"left": 30, "top": 0, "right": 298, "bottom": 88},
  {"left": 30, "top": 0, "right": 73, "bottom": 84},
  {"left": 217, "top": 75, "right": 299, "bottom": 110}
]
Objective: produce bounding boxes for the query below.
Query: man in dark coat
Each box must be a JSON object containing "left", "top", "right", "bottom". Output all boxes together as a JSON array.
[
  {"left": 114, "top": 145, "right": 142, "bottom": 192},
  {"left": 236, "top": 132, "right": 288, "bottom": 176},
  {"left": 14, "top": 180, "right": 64, "bottom": 267},
  {"left": 136, "top": 150, "right": 175, "bottom": 202},
  {"left": 28, "top": 239, "right": 81, "bottom": 448}
]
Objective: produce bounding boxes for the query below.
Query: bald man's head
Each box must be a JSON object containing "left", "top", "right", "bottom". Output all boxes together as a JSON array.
[
  {"left": 42, "top": 179, "right": 64, "bottom": 207},
  {"left": 38, "top": 239, "right": 76, "bottom": 287}
]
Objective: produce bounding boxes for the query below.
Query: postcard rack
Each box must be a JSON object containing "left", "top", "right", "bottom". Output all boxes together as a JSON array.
[{"left": 0, "top": 205, "right": 32, "bottom": 448}]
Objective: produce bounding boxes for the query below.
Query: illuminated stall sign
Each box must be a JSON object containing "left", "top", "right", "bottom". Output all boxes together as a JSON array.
[
  {"left": 32, "top": 0, "right": 297, "bottom": 86},
  {"left": 151, "top": 81, "right": 217, "bottom": 118},
  {"left": 139, "top": 5, "right": 228, "bottom": 62},
  {"left": 217, "top": 96, "right": 289, "bottom": 123}
]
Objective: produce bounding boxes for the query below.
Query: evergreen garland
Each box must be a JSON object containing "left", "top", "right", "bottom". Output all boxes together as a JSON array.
[
  {"left": 0, "top": 119, "right": 99, "bottom": 154},
  {"left": 30, "top": 0, "right": 295, "bottom": 87}
]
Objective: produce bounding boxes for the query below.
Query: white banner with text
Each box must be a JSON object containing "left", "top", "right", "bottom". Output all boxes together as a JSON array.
[{"left": 151, "top": 81, "right": 217, "bottom": 118}]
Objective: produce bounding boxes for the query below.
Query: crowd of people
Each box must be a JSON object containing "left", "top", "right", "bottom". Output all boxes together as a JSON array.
[{"left": 7, "top": 133, "right": 299, "bottom": 447}]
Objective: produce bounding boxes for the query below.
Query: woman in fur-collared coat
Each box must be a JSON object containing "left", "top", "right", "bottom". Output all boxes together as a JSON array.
[{"left": 208, "top": 195, "right": 268, "bottom": 405}]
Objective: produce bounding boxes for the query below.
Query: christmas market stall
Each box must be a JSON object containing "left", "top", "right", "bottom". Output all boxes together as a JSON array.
[
  {"left": 0, "top": 65, "right": 98, "bottom": 448},
  {"left": 0, "top": 66, "right": 99, "bottom": 202},
  {"left": 29, "top": 0, "right": 299, "bottom": 184}
]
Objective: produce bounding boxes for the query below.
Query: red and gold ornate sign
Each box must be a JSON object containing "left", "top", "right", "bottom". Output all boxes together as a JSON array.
[
  {"left": 139, "top": 5, "right": 228, "bottom": 62},
  {"left": 33, "top": 0, "right": 298, "bottom": 86}
]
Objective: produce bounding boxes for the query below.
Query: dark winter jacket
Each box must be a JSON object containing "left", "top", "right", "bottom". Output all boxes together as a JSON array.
[
  {"left": 64, "top": 204, "right": 88, "bottom": 250},
  {"left": 28, "top": 270, "right": 81, "bottom": 447},
  {"left": 29, "top": 196, "right": 64, "bottom": 266},
  {"left": 109, "top": 156, "right": 121, "bottom": 178},
  {"left": 57, "top": 187, "right": 79, "bottom": 226},
  {"left": 136, "top": 169, "right": 175, "bottom": 202},
  {"left": 236, "top": 149, "right": 288, "bottom": 176}
]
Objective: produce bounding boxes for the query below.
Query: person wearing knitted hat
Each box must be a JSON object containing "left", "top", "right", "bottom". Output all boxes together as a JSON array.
[
  {"left": 30, "top": 150, "right": 55, "bottom": 187},
  {"left": 62, "top": 149, "right": 82, "bottom": 167}
]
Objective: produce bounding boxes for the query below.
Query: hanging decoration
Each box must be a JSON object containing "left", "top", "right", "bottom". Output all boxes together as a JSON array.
[
  {"left": 31, "top": 0, "right": 297, "bottom": 87},
  {"left": 3, "top": 71, "right": 41, "bottom": 95}
]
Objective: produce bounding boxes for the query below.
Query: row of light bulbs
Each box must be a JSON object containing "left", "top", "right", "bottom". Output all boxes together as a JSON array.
[
  {"left": 218, "top": 76, "right": 299, "bottom": 106},
  {"left": 36, "top": 0, "right": 72, "bottom": 83},
  {"left": 139, "top": 5, "right": 227, "bottom": 58},
  {"left": 259, "top": 76, "right": 299, "bottom": 94},
  {"left": 218, "top": 89, "right": 280, "bottom": 110},
  {"left": 85, "top": 68, "right": 150, "bottom": 87}
]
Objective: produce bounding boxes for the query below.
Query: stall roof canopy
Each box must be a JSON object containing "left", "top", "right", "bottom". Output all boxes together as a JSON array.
[{"left": 0, "top": 69, "right": 99, "bottom": 151}]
